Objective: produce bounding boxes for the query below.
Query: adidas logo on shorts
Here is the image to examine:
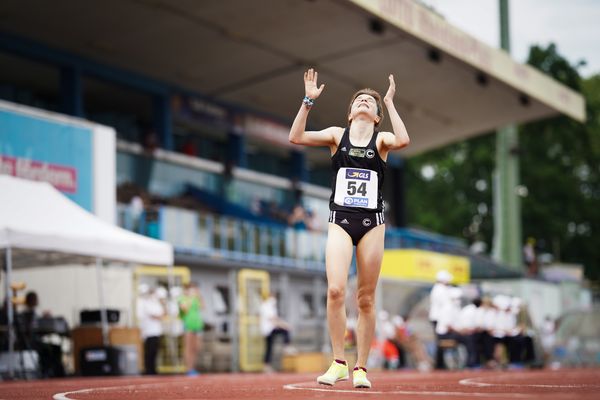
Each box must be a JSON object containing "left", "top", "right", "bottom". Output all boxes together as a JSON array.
[{"left": 341, "top": 218, "right": 350, "bottom": 224}]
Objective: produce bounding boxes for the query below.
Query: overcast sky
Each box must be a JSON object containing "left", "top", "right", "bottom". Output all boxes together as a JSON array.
[{"left": 420, "top": 0, "right": 600, "bottom": 77}]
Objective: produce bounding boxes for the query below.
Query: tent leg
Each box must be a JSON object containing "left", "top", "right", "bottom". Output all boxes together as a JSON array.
[
  {"left": 5, "top": 247, "right": 14, "bottom": 379},
  {"left": 228, "top": 269, "right": 239, "bottom": 373},
  {"left": 95, "top": 258, "right": 109, "bottom": 347},
  {"left": 165, "top": 264, "right": 178, "bottom": 368}
]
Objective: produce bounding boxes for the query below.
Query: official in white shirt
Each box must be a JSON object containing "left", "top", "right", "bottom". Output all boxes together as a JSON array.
[
  {"left": 435, "top": 287, "right": 479, "bottom": 369},
  {"left": 458, "top": 298, "right": 483, "bottom": 368},
  {"left": 137, "top": 285, "right": 165, "bottom": 375},
  {"left": 478, "top": 296, "right": 498, "bottom": 367},
  {"left": 429, "top": 270, "right": 452, "bottom": 369},
  {"left": 429, "top": 270, "right": 452, "bottom": 325},
  {"left": 259, "top": 293, "right": 293, "bottom": 372},
  {"left": 489, "top": 295, "right": 518, "bottom": 368},
  {"left": 505, "top": 297, "right": 530, "bottom": 367}
]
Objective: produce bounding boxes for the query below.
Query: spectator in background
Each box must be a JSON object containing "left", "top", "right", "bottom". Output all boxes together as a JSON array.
[
  {"left": 344, "top": 316, "right": 357, "bottom": 350},
  {"left": 429, "top": 270, "right": 452, "bottom": 369},
  {"left": 458, "top": 297, "right": 482, "bottom": 368},
  {"left": 508, "top": 297, "right": 536, "bottom": 367},
  {"left": 378, "top": 310, "right": 400, "bottom": 370},
  {"left": 479, "top": 296, "right": 498, "bottom": 368},
  {"left": 392, "top": 315, "right": 432, "bottom": 372},
  {"left": 182, "top": 137, "right": 198, "bottom": 157},
  {"left": 541, "top": 315, "right": 556, "bottom": 363},
  {"left": 167, "top": 286, "right": 185, "bottom": 337},
  {"left": 250, "top": 196, "right": 262, "bottom": 215},
  {"left": 0, "top": 300, "right": 9, "bottom": 350},
  {"left": 220, "top": 160, "right": 235, "bottom": 202},
  {"left": 305, "top": 208, "right": 321, "bottom": 231},
  {"left": 523, "top": 237, "right": 538, "bottom": 277},
  {"left": 435, "top": 287, "right": 476, "bottom": 370},
  {"left": 19, "top": 291, "right": 65, "bottom": 378},
  {"left": 137, "top": 284, "right": 165, "bottom": 375},
  {"left": 260, "top": 293, "right": 294, "bottom": 373},
  {"left": 490, "top": 295, "right": 515, "bottom": 367},
  {"left": 129, "top": 195, "right": 145, "bottom": 233},
  {"left": 288, "top": 203, "right": 308, "bottom": 258},
  {"left": 178, "top": 282, "right": 204, "bottom": 376},
  {"left": 288, "top": 203, "right": 308, "bottom": 230},
  {"left": 142, "top": 129, "right": 160, "bottom": 154},
  {"left": 19, "top": 291, "right": 40, "bottom": 347}
]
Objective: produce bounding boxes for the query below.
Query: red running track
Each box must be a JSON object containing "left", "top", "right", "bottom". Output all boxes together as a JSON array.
[{"left": 1, "top": 368, "right": 599, "bottom": 400}]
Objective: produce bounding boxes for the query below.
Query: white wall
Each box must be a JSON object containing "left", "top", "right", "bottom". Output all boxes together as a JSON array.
[
  {"left": 93, "top": 124, "right": 116, "bottom": 224},
  {"left": 6, "top": 264, "right": 133, "bottom": 328},
  {"left": 480, "top": 278, "right": 588, "bottom": 328}
]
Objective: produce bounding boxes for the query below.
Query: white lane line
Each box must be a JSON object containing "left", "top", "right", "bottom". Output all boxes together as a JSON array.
[
  {"left": 283, "top": 382, "right": 531, "bottom": 398},
  {"left": 53, "top": 378, "right": 195, "bottom": 400},
  {"left": 459, "top": 377, "right": 600, "bottom": 389}
]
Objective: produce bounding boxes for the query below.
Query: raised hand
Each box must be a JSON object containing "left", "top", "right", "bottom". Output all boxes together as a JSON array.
[
  {"left": 384, "top": 74, "right": 395, "bottom": 104},
  {"left": 304, "top": 68, "right": 325, "bottom": 100}
]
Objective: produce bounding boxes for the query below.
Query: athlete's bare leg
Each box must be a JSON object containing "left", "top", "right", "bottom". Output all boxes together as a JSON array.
[
  {"left": 196, "top": 333, "right": 202, "bottom": 366},
  {"left": 325, "top": 223, "right": 354, "bottom": 361},
  {"left": 354, "top": 224, "right": 385, "bottom": 368},
  {"left": 184, "top": 331, "right": 198, "bottom": 371}
]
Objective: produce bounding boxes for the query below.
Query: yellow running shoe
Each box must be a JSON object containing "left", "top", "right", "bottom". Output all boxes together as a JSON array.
[
  {"left": 353, "top": 367, "right": 371, "bottom": 389},
  {"left": 316, "top": 360, "right": 349, "bottom": 386}
]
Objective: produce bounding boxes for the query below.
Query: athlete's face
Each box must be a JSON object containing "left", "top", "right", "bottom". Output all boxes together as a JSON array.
[{"left": 349, "top": 94, "right": 379, "bottom": 123}]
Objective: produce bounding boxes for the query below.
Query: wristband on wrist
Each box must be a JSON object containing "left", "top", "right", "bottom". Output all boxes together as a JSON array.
[{"left": 303, "top": 96, "right": 314, "bottom": 109}]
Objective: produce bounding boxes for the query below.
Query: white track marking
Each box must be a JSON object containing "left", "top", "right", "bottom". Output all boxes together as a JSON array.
[
  {"left": 459, "top": 376, "right": 600, "bottom": 389},
  {"left": 53, "top": 379, "right": 194, "bottom": 400},
  {"left": 283, "top": 381, "right": 531, "bottom": 398}
]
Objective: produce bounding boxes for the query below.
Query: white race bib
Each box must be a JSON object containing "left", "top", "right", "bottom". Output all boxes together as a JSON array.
[{"left": 333, "top": 167, "right": 378, "bottom": 209}]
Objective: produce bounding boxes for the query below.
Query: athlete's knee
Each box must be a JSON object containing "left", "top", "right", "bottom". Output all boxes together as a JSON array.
[
  {"left": 357, "top": 292, "right": 375, "bottom": 313},
  {"left": 327, "top": 285, "right": 346, "bottom": 304}
]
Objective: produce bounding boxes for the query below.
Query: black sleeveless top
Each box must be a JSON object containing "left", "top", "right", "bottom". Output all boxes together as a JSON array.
[{"left": 329, "top": 127, "right": 386, "bottom": 213}]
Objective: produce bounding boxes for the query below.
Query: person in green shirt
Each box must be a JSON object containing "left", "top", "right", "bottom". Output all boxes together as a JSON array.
[{"left": 178, "top": 282, "right": 204, "bottom": 376}]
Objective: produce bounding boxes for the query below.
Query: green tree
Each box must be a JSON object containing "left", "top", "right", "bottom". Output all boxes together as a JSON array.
[
  {"left": 521, "top": 44, "right": 600, "bottom": 281},
  {"left": 405, "top": 133, "right": 495, "bottom": 247},
  {"left": 406, "top": 43, "right": 600, "bottom": 281}
]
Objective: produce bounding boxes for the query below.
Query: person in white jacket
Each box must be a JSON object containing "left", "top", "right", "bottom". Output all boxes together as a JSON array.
[
  {"left": 260, "top": 293, "right": 293, "bottom": 372},
  {"left": 458, "top": 298, "right": 482, "bottom": 368},
  {"left": 435, "top": 287, "right": 477, "bottom": 369},
  {"left": 429, "top": 270, "right": 452, "bottom": 369},
  {"left": 137, "top": 285, "right": 165, "bottom": 375}
]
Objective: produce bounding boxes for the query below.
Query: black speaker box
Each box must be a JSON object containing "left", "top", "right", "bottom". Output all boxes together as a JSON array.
[
  {"left": 79, "top": 346, "right": 122, "bottom": 376},
  {"left": 80, "top": 309, "right": 120, "bottom": 324}
]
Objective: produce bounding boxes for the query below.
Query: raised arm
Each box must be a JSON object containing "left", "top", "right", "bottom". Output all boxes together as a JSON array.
[
  {"left": 380, "top": 74, "right": 410, "bottom": 151},
  {"left": 289, "top": 68, "right": 341, "bottom": 148}
]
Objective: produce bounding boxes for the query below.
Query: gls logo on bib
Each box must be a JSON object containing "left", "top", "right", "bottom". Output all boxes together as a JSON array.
[{"left": 346, "top": 169, "right": 370, "bottom": 181}]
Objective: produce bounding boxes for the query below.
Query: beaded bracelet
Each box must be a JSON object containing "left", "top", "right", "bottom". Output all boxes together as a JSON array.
[{"left": 302, "top": 96, "right": 314, "bottom": 109}]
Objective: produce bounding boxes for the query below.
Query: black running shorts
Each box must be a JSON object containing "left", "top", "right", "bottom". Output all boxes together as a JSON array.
[{"left": 328, "top": 210, "right": 385, "bottom": 246}]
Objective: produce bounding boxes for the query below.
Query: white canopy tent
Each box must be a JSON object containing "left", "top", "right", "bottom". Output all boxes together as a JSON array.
[
  {"left": 0, "top": 175, "right": 173, "bottom": 265},
  {"left": 0, "top": 175, "right": 174, "bottom": 377}
]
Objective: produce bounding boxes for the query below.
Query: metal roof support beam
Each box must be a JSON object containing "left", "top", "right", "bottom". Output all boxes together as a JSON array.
[
  {"left": 0, "top": 31, "right": 169, "bottom": 96},
  {"left": 493, "top": 0, "right": 522, "bottom": 269},
  {"left": 59, "top": 65, "right": 84, "bottom": 117}
]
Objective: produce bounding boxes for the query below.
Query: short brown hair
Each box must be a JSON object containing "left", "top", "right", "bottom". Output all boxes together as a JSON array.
[{"left": 347, "top": 88, "right": 384, "bottom": 127}]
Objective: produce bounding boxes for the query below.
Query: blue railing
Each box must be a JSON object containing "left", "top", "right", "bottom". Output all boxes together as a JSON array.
[
  {"left": 118, "top": 205, "right": 475, "bottom": 273},
  {"left": 385, "top": 228, "right": 467, "bottom": 255},
  {"left": 118, "top": 204, "right": 327, "bottom": 271}
]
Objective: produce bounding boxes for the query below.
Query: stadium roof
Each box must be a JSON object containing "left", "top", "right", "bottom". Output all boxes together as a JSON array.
[{"left": 0, "top": 0, "right": 586, "bottom": 161}]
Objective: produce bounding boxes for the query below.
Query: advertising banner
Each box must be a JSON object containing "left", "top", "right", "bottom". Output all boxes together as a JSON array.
[
  {"left": 381, "top": 249, "right": 470, "bottom": 284},
  {"left": 0, "top": 108, "right": 93, "bottom": 211},
  {"left": 171, "top": 94, "right": 229, "bottom": 131}
]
